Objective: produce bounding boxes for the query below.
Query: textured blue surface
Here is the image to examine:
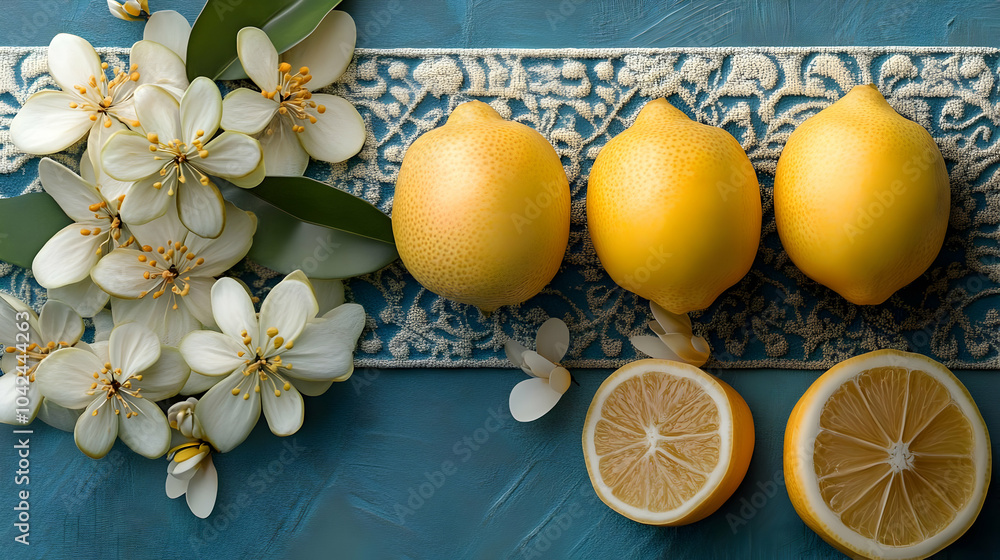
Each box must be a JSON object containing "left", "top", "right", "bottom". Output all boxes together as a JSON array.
[{"left": 1, "top": 1, "right": 998, "bottom": 559}]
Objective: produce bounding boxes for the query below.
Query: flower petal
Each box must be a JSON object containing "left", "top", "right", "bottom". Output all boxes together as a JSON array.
[
  {"left": 281, "top": 303, "right": 363, "bottom": 381},
  {"left": 0, "top": 374, "right": 41, "bottom": 424},
  {"left": 261, "top": 377, "right": 303, "bottom": 436},
  {"left": 281, "top": 11, "right": 355, "bottom": 89},
  {"left": 258, "top": 274, "right": 318, "bottom": 353},
  {"left": 134, "top": 345, "right": 189, "bottom": 400},
  {"left": 32, "top": 224, "right": 103, "bottom": 289},
  {"left": 34, "top": 347, "right": 103, "bottom": 409},
  {"left": 10, "top": 91, "right": 96, "bottom": 154},
  {"left": 196, "top": 371, "right": 261, "bottom": 453},
  {"left": 297, "top": 94, "right": 365, "bottom": 164},
  {"left": 127, "top": 201, "right": 187, "bottom": 249},
  {"left": 179, "top": 277, "right": 217, "bottom": 329},
  {"left": 166, "top": 472, "right": 189, "bottom": 499},
  {"left": 90, "top": 248, "right": 160, "bottom": 298},
  {"left": 75, "top": 398, "right": 118, "bottom": 458},
  {"left": 118, "top": 174, "right": 172, "bottom": 225},
  {"left": 196, "top": 131, "right": 263, "bottom": 182},
  {"left": 38, "top": 300, "right": 84, "bottom": 346},
  {"left": 536, "top": 318, "right": 570, "bottom": 363},
  {"left": 176, "top": 175, "right": 225, "bottom": 238},
  {"left": 144, "top": 10, "right": 191, "bottom": 62},
  {"left": 47, "top": 278, "right": 110, "bottom": 319},
  {"left": 111, "top": 295, "right": 201, "bottom": 347},
  {"left": 0, "top": 294, "right": 38, "bottom": 342},
  {"left": 180, "top": 371, "right": 225, "bottom": 396},
  {"left": 630, "top": 335, "right": 685, "bottom": 361},
  {"left": 38, "top": 158, "right": 104, "bottom": 221},
  {"left": 110, "top": 322, "right": 161, "bottom": 378},
  {"left": 221, "top": 88, "right": 277, "bottom": 135},
  {"left": 509, "top": 377, "right": 563, "bottom": 423},
  {"left": 185, "top": 455, "right": 218, "bottom": 518},
  {"left": 312, "top": 279, "right": 345, "bottom": 316},
  {"left": 179, "top": 330, "right": 245, "bottom": 376},
  {"left": 522, "top": 350, "right": 557, "bottom": 378},
  {"left": 236, "top": 27, "right": 279, "bottom": 93},
  {"left": 117, "top": 395, "right": 170, "bottom": 458},
  {"left": 36, "top": 399, "right": 83, "bottom": 432},
  {"left": 183, "top": 203, "right": 256, "bottom": 276},
  {"left": 180, "top": 77, "right": 222, "bottom": 145},
  {"left": 259, "top": 116, "right": 309, "bottom": 176},
  {"left": 133, "top": 84, "right": 181, "bottom": 143},
  {"left": 288, "top": 377, "right": 333, "bottom": 397},
  {"left": 131, "top": 39, "right": 189, "bottom": 92},
  {"left": 47, "top": 34, "right": 102, "bottom": 94},
  {"left": 102, "top": 129, "right": 166, "bottom": 182},
  {"left": 86, "top": 117, "right": 129, "bottom": 180},
  {"left": 210, "top": 278, "right": 258, "bottom": 343}
]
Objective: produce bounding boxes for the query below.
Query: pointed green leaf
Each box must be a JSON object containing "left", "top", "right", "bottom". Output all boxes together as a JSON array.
[
  {"left": 187, "top": 0, "right": 342, "bottom": 82},
  {"left": 217, "top": 179, "right": 397, "bottom": 279},
  {"left": 0, "top": 193, "right": 72, "bottom": 269}
]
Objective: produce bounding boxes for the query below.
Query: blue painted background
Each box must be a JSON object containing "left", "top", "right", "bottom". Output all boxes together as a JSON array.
[{"left": 1, "top": 1, "right": 998, "bottom": 559}]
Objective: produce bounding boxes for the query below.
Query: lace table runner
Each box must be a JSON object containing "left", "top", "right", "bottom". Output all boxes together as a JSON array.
[{"left": 1, "top": 47, "right": 998, "bottom": 369}]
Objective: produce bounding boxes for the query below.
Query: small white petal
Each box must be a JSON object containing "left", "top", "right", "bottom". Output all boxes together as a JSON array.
[
  {"left": 0, "top": 294, "right": 38, "bottom": 342},
  {"left": 297, "top": 94, "right": 365, "bottom": 164},
  {"left": 118, "top": 174, "right": 172, "bottom": 226},
  {"left": 74, "top": 398, "right": 118, "bottom": 458},
  {"left": 127, "top": 201, "right": 187, "bottom": 248},
  {"left": 34, "top": 348, "right": 103, "bottom": 409},
  {"left": 179, "top": 330, "right": 246, "bottom": 376},
  {"left": 261, "top": 377, "right": 303, "bottom": 436},
  {"left": 210, "top": 278, "right": 258, "bottom": 342},
  {"left": 196, "top": 371, "right": 261, "bottom": 453},
  {"left": 183, "top": 204, "right": 256, "bottom": 276},
  {"left": 102, "top": 130, "right": 167, "bottom": 182},
  {"left": 221, "top": 88, "right": 278, "bottom": 135},
  {"left": 185, "top": 456, "right": 218, "bottom": 518},
  {"left": 134, "top": 345, "right": 190, "bottom": 400},
  {"left": 180, "top": 277, "right": 217, "bottom": 330},
  {"left": 90, "top": 248, "right": 160, "bottom": 298},
  {"left": 503, "top": 340, "right": 529, "bottom": 370},
  {"left": 312, "top": 279, "right": 345, "bottom": 316},
  {"left": 111, "top": 296, "right": 202, "bottom": 347},
  {"left": 180, "top": 371, "right": 226, "bottom": 396},
  {"left": 258, "top": 116, "right": 309, "bottom": 176},
  {"left": 655, "top": 332, "right": 710, "bottom": 367},
  {"left": 110, "top": 322, "right": 161, "bottom": 378},
  {"left": 117, "top": 395, "right": 170, "bottom": 458},
  {"left": 650, "top": 302, "right": 694, "bottom": 335},
  {"left": 47, "top": 34, "right": 102, "bottom": 94},
  {"left": 109, "top": 1, "right": 139, "bottom": 21},
  {"left": 281, "top": 303, "right": 363, "bottom": 381},
  {"left": 536, "top": 318, "right": 570, "bottom": 363},
  {"left": 257, "top": 275, "right": 318, "bottom": 354},
  {"left": 509, "top": 377, "right": 564, "bottom": 423},
  {"left": 32, "top": 224, "right": 103, "bottom": 289},
  {"left": 280, "top": 11, "right": 356, "bottom": 89},
  {"left": 38, "top": 158, "right": 105, "bottom": 221},
  {"left": 195, "top": 131, "right": 263, "bottom": 182},
  {"left": 176, "top": 175, "right": 225, "bottom": 239},
  {"left": 10, "top": 91, "right": 96, "bottom": 154},
  {"left": 288, "top": 377, "right": 333, "bottom": 397},
  {"left": 38, "top": 299, "right": 84, "bottom": 347},
  {"left": 130, "top": 40, "right": 189, "bottom": 91},
  {"left": 133, "top": 84, "right": 182, "bottom": 143},
  {"left": 236, "top": 27, "right": 279, "bottom": 93},
  {"left": 548, "top": 367, "right": 572, "bottom": 394},
  {"left": 47, "top": 278, "right": 111, "bottom": 318},
  {"left": 181, "top": 77, "right": 222, "bottom": 145},
  {"left": 630, "top": 335, "right": 684, "bottom": 362},
  {"left": 144, "top": 10, "right": 191, "bottom": 62},
  {"left": 166, "top": 472, "right": 189, "bottom": 499},
  {"left": 522, "top": 350, "right": 557, "bottom": 378}
]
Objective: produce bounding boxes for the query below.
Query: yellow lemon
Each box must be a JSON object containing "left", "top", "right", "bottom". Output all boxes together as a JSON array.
[
  {"left": 784, "top": 350, "right": 990, "bottom": 559},
  {"left": 774, "top": 85, "right": 950, "bottom": 305},
  {"left": 392, "top": 101, "right": 570, "bottom": 312},
  {"left": 583, "top": 359, "right": 755, "bottom": 525},
  {"left": 587, "top": 99, "right": 761, "bottom": 314}
]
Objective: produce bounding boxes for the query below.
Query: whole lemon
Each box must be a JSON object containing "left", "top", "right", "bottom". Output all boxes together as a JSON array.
[
  {"left": 392, "top": 101, "right": 570, "bottom": 312},
  {"left": 774, "top": 84, "right": 950, "bottom": 305},
  {"left": 587, "top": 99, "right": 762, "bottom": 314}
]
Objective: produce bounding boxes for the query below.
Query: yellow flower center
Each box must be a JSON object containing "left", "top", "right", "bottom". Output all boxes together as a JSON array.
[
  {"left": 67, "top": 62, "right": 142, "bottom": 128},
  {"left": 134, "top": 240, "right": 206, "bottom": 310},
  {"left": 229, "top": 327, "right": 296, "bottom": 400},
  {"left": 146, "top": 130, "right": 213, "bottom": 191},
  {"left": 3, "top": 340, "right": 72, "bottom": 381},
  {"left": 260, "top": 63, "right": 327, "bottom": 134},
  {"left": 85, "top": 362, "right": 144, "bottom": 419},
  {"left": 82, "top": 196, "right": 134, "bottom": 257}
]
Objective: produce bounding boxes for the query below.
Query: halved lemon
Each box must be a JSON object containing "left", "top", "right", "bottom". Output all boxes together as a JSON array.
[
  {"left": 785, "top": 350, "right": 991, "bottom": 559},
  {"left": 582, "top": 359, "right": 755, "bottom": 525}
]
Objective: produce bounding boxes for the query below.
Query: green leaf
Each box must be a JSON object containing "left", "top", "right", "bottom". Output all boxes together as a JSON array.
[
  {"left": 187, "top": 0, "right": 342, "bottom": 82},
  {"left": 0, "top": 193, "right": 72, "bottom": 269},
  {"left": 218, "top": 178, "right": 397, "bottom": 279}
]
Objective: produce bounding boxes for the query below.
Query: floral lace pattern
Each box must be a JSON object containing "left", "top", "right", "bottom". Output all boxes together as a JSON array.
[{"left": 2, "top": 47, "right": 998, "bottom": 369}]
